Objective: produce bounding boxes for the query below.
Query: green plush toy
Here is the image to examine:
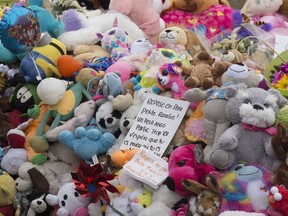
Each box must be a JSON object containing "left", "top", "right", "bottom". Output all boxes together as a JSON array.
[{"left": 29, "top": 78, "right": 92, "bottom": 153}]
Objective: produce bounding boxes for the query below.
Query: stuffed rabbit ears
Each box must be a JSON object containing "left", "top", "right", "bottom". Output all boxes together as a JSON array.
[{"left": 182, "top": 174, "right": 220, "bottom": 195}]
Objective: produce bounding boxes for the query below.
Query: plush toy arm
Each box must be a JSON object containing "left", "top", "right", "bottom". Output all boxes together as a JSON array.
[
  {"left": 56, "top": 208, "right": 70, "bottom": 216},
  {"left": 218, "top": 124, "right": 241, "bottom": 150},
  {"left": 109, "top": 0, "right": 133, "bottom": 15},
  {"left": 184, "top": 88, "right": 210, "bottom": 102},
  {"left": 264, "top": 136, "right": 279, "bottom": 159}
]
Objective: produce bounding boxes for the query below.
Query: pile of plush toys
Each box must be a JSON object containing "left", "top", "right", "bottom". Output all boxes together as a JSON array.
[{"left": 2, "top": 0, "right": 288, "bottom": 215}]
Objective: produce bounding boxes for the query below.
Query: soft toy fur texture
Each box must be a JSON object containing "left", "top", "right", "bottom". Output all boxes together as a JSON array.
[
  {"left": 184, "top": 63, "right": 263, "bottom": 167},
  {"left": 209, "top": 88, "right": 288, "bottom": 171},
  {"left": 58, "top": 10, "right": 144, "bottom": 51},
  {"left": 212, "top": 163, "right": 273, "bottom": 213},
  {"left": 46, "top": 99, "right": 96, "bottom": 142},
  {"left": 109, "top": 0, "right": 163, "bottom": 43},
  {"left": 166, "top": 144, "right": 215, "bottom": 197}
]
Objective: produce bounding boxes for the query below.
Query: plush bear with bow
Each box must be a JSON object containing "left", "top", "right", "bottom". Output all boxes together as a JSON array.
[{"left": 209, "top": 87, "right": 288, "bottom": 171}]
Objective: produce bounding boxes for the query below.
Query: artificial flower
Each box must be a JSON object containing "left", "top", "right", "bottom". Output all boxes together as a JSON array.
[{"left": 275, "top": 74, "right": 288, "bottom": 90}]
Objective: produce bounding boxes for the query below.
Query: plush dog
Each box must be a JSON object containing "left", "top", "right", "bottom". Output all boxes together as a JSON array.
[
  {"left": 208, "top": 87, "right": 288, "bottom": 171},
  {"left": 165, "top": 144, "right": 215, "bottom": 197}
]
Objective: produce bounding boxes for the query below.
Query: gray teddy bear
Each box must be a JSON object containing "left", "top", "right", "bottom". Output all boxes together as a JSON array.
[
  {"left": 184, "top": 63, "right": 261, "bottom": 165},
  {"left": 209, "top": 87, "right": 288, "bottom": 171}
]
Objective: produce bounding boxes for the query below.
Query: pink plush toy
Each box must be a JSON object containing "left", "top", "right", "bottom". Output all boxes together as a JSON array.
[
  {"left": 166, "top": 144, "right": 215, "bottom": 197},
  {"left": 162, "top": 4, "right": 242, "bottom": 39},
  {"left": 109, "top": 0, "right": 162, "bottom": 43},
  {"left": 152, "top": 62, "right": 188, "bottom": 99}
]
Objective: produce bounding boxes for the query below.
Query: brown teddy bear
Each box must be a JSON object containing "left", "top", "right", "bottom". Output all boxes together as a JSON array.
[
  {"left": 271, "top": 123, "right": 288, "bottom": 188},
  {"left": 184, "top": 51, "right": 226, "bottom": 90}
]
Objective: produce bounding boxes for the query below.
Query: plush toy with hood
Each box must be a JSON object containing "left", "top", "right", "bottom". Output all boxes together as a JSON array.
[
  {"left": 208, "top": 87, "right": 287, "bottom": 171},
  {"left": 46, "top": 99, "right": 96, "bottom": 142},
  {"left": 158, "top": 26, "right": 192, "bottom": 60},
  {"left": 161, "top": 0, "right": 242, "bottom": 39},
  {"left": 184, "top": 63, "right": 264, "bottom": 166},
  {"left": 165, "top": 144, "right": 215, "bottom": 197},
  {"left": 58, "top": 126, "right": 116, "bottom": 163},
  {"left": 46, "top": 182, "right": 90, "bottom": 216},
  {"left": 28, "top": 0, "right": 64, "bottom": 38},
  {"left": 109, "top": 0, "right": 163, "bottom": 43},
  {"left": 152, "top": 62, "right": 187, "bottom": 99}
]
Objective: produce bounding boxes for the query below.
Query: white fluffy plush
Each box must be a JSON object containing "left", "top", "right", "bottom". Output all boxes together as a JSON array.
[{"left": 58, "top": 11, "right": 144, "bottom": 51}]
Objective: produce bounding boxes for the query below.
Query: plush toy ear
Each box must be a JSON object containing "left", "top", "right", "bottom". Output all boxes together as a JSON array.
[
  {"left": 28, "top": 167, "right": 49, "bottom": 193},
  {"left": 205, "top": 174, "right": 220, "bottom": 195},
  {"left": 182, "top": 179, "right": 206, "bottom": 194},
  {"left": 226, "top": 86, "right": 238, "bottom": 98},
  {"left": 0, "top": 185, "right": 10, "bottom": 196},
  {"left": 45, "top": 194, "right": 59, "bottom": 206},
  {"left": 219, "top": 0, "right": 230, "bottom": 6},
  {"left": 96, "top": 33, "right": 103, "bottom": 40},
  {"left": 268, "top": 89, "right": 288, "bottom": 108},
  {"left": 113, "top": 17, "right": 118, "bottom": 28}
]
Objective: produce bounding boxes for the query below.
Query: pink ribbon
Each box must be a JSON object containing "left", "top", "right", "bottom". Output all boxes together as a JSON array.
[{"left": 242, "top": 123, "right": 276, "bottom": 136}]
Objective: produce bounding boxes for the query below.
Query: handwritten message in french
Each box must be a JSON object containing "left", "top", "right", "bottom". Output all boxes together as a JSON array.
[
  {"left": 120, "top": 94, "right": 189, "bottom": 157},
  {"left": 123, "top": 148, "right": 168, "bottom": 189}
]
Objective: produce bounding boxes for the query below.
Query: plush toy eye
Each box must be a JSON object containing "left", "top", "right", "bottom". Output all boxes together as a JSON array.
[
  {"left": 264, "top": 103, "right": 270, "bottom": 108},
  {"left": 270, "top": 186, "right": 279, "bottom": 194},
  {"left": 178, "top": 160, "right": 186, "bottom": 167},
  {"left": 243, "top": 99, "right": 251, "bottom": 104},
  {"left": 162, "top": 70, "right": 169, "bottom": 76},
  {"left": 109, "top": 30, "right": 115, "bottom": 35},
  {"left": 74, "top": 191, "right": 79, "bottom": 197},
  {"left": 234, "top": 164, "right": 244, "bottom": 171},
  {"left": 274, "top": 193, "right": 282, "bottom": 201},
  {"left": 143, "top": 204, "right": 147, "bottom": 208}
]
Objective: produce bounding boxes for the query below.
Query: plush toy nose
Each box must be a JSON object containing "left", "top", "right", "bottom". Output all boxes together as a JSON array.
[
  {"left": 134, "top": 198, "right": 139, "bottom": 203},
  {"left": 165, "top": 177, "right": 175, "bottom": 191},
  {"left": 253, "top": 104, "right": 264, "bottom": 111},
  {"left": 165, "top": 29, "right": 172, "bottom": 33},
  {"left": 37, "top": 200, "right": 42, "bottom": 205},
  {"left": 123, "top": 120, "right": 130, "bottom": 127},
  {"left": 107, "top": 117, "right": 113, "bottom": 124}
]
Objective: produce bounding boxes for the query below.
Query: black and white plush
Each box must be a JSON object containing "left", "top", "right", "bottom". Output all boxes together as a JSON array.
[
  {"left": 95, "top": 100, "right": 122, "bottom": 138},
  {"left": 27, "top": 193, "right": 54, "bottom": 216}
]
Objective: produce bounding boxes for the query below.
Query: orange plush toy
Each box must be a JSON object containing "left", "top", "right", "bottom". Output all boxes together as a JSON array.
[{"left": 161, "top": 0, "right": 242, "bottom": 39}]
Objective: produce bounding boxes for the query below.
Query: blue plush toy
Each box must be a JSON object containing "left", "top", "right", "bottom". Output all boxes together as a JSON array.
[
  {"left": 58, "top": 127, "right": 116, "bottom": 163},
  {"left": 28, "top": 0, "right": 64, "bottom": 38}
]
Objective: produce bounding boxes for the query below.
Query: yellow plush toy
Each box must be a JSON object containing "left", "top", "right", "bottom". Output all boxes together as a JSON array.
[
  {"left": 0, "top": 170, "right": 16, "bottom": 216},
  {"left": 0, "top": 0, "right": 19, "bottom": 18}
]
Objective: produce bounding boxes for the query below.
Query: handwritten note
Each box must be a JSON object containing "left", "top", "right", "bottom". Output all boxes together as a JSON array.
[
  {"left": 274, "top": 34, "right": 288, "bottom": 58},
  {"left": 120, "top": 94, "right": 189, "bottom": 157},
  {"left": 123, "top": 148, "right": 168, "bottom": 189}
]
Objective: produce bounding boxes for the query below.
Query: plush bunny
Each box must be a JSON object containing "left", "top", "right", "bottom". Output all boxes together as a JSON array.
[{"left": 182, "top": 174, "right": 221, "bottom": 216}]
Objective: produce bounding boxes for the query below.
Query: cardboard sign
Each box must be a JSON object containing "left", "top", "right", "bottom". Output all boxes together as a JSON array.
[
  {"left": 123, "top": 148, "right": 168, "bottom": 189},
  {"left": 120, "top": 94, "right": 189, "bottom": 157},
  {"left": 274, "top": 34, "right": 288, "bottom": 58}
]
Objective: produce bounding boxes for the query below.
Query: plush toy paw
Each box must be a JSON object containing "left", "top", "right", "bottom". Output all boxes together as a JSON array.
[
  {"left": 112, "top": 93, "right": 133, "bottom": 111},
  {"left": 152, "top": 86, "right": 161, "bottom": 94},
  {"left": 184, "top": 77, "right": 199, "bottom": 88},
  {"left": 58, "top": 127, "right": 116, "bottom": 161},
  {"left": 218, "top": 135, "right": 238, "bottom": 150},
  {"left": 202, "top": 78, "right": 214, "bottom": 90},
  {"left": 210, "top": 149, "right": 234, "bottom": 169},
  {"left": 271, "top": 123, "right": 288, "bottom": 161},
  {"left": 29, "top": 136, "right": 49, "bottom": 153}
]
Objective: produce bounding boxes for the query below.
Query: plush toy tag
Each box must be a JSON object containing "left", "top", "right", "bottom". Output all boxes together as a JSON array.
[
  {"left": 91, "top": 154, "right": 99, "bottom": 166},
  {"left": 123, "top": 148, "right": 168, "bottom": 189},
  {"left": 120, "top": 94, "right": 189, "bottom": 157}
]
